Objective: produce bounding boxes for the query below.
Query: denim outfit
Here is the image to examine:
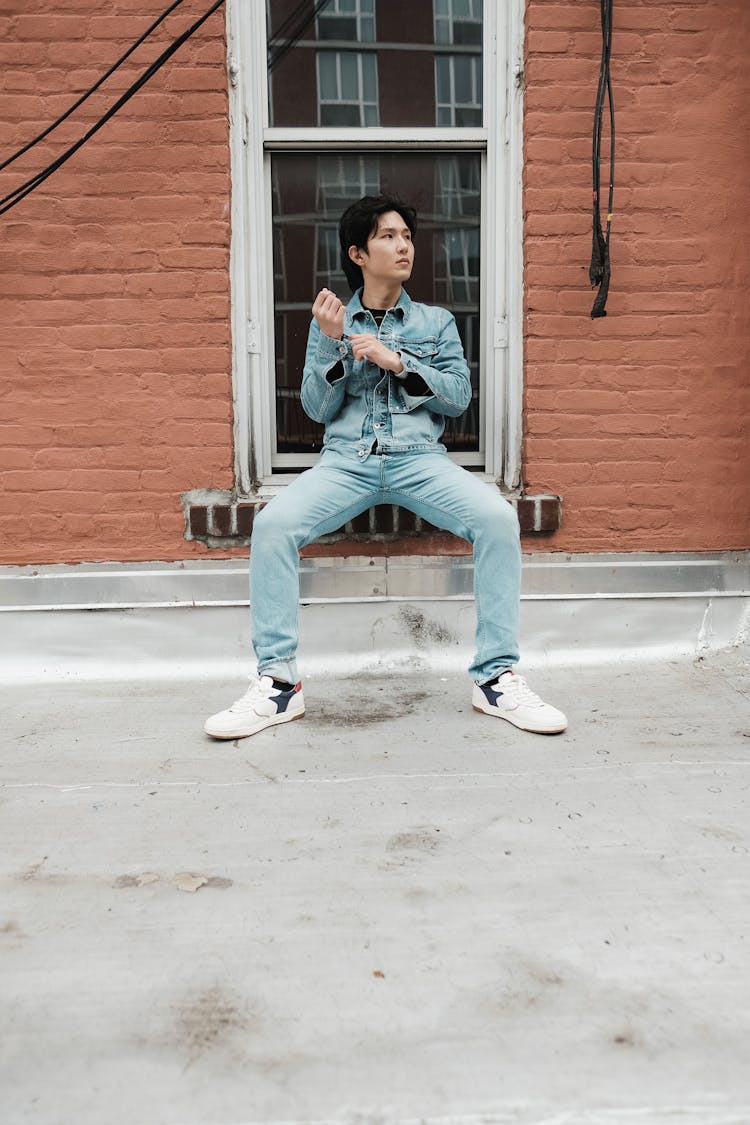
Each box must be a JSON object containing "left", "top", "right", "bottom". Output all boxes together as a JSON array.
[{"left": 250, "top": 288, "right": 521, "bottom": 684}]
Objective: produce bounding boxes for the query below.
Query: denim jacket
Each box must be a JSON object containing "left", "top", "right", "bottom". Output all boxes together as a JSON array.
[{"left": 300, "top": 287, "right": 471, "bottom": 460}]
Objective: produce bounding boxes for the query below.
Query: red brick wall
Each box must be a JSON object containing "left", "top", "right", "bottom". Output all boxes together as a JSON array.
[
  {"left": 0, "top": 0, "right": 748, "bottom": 565},
  {"left": 0, "top": 0, "right": 233, "bottom": 564},
  {"left": 523, "top": 0, "right": 750, "bottom": 550}
]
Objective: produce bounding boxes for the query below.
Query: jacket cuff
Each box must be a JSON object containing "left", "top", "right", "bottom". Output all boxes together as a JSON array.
[{"left": 317, "top": 333, "right": 350, "bottom": 363}]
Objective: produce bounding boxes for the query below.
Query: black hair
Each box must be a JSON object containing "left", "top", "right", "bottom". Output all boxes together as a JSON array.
[{"left": 338, "top": 193, "right": 417, "bottom": 292}]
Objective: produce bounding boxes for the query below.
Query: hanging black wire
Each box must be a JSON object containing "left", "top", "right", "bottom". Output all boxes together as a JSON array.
[
  {"left": 0, "top": 0, "right": 225, "bottom": 218},
  {"left": 589, "top": 0, "right": 615, "bottom": 318},
  {"left": 267, "top": 0, "right": 333, "bottom": 74},
  {"left": 0, "top": 0, "right": 187, "bottom": 175}
]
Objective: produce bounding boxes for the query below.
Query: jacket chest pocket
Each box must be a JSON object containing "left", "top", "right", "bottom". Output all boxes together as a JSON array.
[{"left": 392, "top": 337, "right": 438, "bottom": 362}]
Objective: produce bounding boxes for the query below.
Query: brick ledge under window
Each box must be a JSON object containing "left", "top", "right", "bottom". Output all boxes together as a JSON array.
[{"left": 182, "top": 490, "right": 562, "bottom": 549}]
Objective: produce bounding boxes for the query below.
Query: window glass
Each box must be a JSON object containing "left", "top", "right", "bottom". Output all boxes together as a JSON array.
[
  {"left": 435, "top": 55, "right": 482, "bottom": 126},
  {"left": 267, "top": 0, "right": 483, "bottom": 128},
  {"left": 318, "top": 0, "right": 376, "bottom": 43},
  {"left": 271, "top": 152, "right": 481, "bottom": 454}
]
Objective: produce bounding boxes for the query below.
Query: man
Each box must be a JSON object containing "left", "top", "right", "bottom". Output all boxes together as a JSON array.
[{"left": 205, "top": 194, "right": 566, "bottom": 739}]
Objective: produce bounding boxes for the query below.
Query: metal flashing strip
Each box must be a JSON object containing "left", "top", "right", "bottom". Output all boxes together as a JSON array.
[{"left": 0, "top": 552, "right": 748, "bottom": 611}]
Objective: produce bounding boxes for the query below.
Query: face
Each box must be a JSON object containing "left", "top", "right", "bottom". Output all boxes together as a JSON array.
[{"left": 349, "top": 210, "right": 415, "bottom": 286}]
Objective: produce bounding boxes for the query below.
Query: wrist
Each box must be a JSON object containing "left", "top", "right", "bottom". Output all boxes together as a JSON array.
[{"left": 391, "top": 351, "right": 404, "bottom": 375}]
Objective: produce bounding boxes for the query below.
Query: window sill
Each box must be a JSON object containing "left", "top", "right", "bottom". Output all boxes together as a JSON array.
[{"left": 181, "top": 489, "right": 562, "bottom": 549}]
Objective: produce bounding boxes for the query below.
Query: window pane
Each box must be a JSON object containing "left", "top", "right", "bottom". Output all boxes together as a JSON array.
[
  {"left": 267, "top": 0, "right": 483, "bottom": 128},
  {"left": 453, "top": 55, "right": 473, "bottom": 104},
  {"left": 317, "top": 53, "right": 338, "bottom": 101},
  {"left": 316, "top": 49, "right": 378, "bottom": 127},
  {"left": 271, "top": 152, "right": 481, "bottom": 455},
  {"left": 436, "top": 55, "right": 482, "bottom": 127},
  {"left": 339, "top": 52, "right": 359, "bottom": 98},
  {"left": 320, "top": 103, "right": 362, "bottom": 127}
]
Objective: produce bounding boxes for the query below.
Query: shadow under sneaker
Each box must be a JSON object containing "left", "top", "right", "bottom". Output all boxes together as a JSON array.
[
  {"left": 205, "top": 676, "right": 305, "bottom": 740},
  {"left": 473, "top": 670, "right": 567, "bottom": 734}
]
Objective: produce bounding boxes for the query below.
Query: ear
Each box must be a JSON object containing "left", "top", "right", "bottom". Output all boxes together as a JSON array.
[{"left": 348, "top": 244, "right": 365, "bottom": 265}]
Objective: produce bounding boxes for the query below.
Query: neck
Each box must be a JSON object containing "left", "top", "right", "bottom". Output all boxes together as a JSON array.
[{"left": 361, "top": 281, "right": 402, "bottom": 310}]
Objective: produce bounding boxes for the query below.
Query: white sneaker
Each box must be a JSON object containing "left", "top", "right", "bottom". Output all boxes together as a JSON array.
[
  {"left": 204, "top": 676, "right": 305, "bottom": 740},
  {"left": 473, "top": 670, "right": 567, "bottom": 734}
]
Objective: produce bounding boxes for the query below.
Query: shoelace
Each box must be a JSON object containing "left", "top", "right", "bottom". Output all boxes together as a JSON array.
[
  {"left": 500, "top": 673, "right": 544, "bottom": 708},
  {"left": 229, "top": 677, "right": 272, "bottom": 712}
]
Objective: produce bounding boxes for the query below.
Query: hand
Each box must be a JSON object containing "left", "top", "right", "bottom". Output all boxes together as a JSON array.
[
  {"left": 349, "top": 333, "right": 404, "bottom": 374},
  {"left": 312, "top": 288, "right": 345, "bottom": 340}
]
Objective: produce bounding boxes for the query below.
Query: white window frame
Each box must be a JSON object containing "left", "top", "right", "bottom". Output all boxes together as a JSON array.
[{"left": 226, "top": 0, "right": 524, "bottom": 494}]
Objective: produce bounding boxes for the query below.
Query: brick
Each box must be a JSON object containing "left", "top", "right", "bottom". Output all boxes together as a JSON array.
[
  {"left": 398, "top": 508, "right": 418, "bottom": 533},
  {"left": 349, "top": 510, "right": 371, "bottom": 534},
  {"left": 538, "top": 498, "right": 562, "bottom": 533},
  {"left": 373, "top": 505, "right": 395, "bottom": 534},
  {"left": 210, "top": 505, "right": 232, "bottom": 538},
  {"left": 189, "top": 506, "right": 208, "bottom": 538},
  {"left": 236, "top": 503, "right": 258, "bottom": 537},
  {"left": 516, "top": 499, "right": 535, "bottom": 534}
]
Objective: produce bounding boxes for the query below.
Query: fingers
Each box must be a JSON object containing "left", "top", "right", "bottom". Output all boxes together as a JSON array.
[
  {"left": 312, "top": 288, "right": 343, "bottom": 319},
  {"left": 350, "top": 334, "right": 400, "bottom": 371},
  {"left": 312, "top": 288, "right": 346, "bottom": 339},
  {"left": 349, "top": 333, "right": 378, "bottom": 361}
]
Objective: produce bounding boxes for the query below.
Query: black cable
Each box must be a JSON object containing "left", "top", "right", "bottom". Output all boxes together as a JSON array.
[
  {"left": 589, "top": 0, "right": 615, "bottom": 318},
  {"left": 0, "top": 0, "right": 225, "bottom": 218},
  {"left": 0, "top": 0, "right": 187, "bottom": 175},
  {"left": 268, "top": 0, "right": 311, "bottom": 47},
  {"left": 268, "top": 0, "right": 333, "bottom": 73}
]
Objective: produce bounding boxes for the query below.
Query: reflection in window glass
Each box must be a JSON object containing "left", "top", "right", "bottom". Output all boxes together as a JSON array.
[
  {"left": 315, "top": 225, "right": 348, "bottom": 294},
  {"left": 317, "top": 0, "right": 376, "bottom": 43},
  {"left": 317, "top": 155, "right": 380, "bottom": 213},
  {"left": 317, "top": 51, "right": 379, "bottom": 127},
  {"left": 435, "top": 228, "right": 480, "bottom": 306},
  {"left": 435, "top": 55, "right": 482, "bottom": 126},
  {"left": 435, "top": 0, "right": 483, "bottom": 46},
  {"left": 271, "top": 152, "right": 481, "bottom": 455},
  {"left": 266, "top": 0, "right": 483, "bottom": 129},
  {"left": 439, "top": 157, "right": 481, "bottom": 219}
]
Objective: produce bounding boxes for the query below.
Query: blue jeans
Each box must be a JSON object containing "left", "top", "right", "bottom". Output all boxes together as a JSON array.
[{"left": 249, "top": 447, "right": 521, "bottom": 684}]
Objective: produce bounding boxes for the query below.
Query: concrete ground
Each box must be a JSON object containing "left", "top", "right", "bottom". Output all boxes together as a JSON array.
[{"left": 2, "top": 650, "right": 750, "bottom": 1125}]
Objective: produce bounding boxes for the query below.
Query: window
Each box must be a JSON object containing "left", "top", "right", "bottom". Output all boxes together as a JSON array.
[
  {"left": 317, "top": 0, "right": 376, "bottom": 43},
  {"left": 317, "top": 51, "right": 379, "bottom": 126},
  {"left": 435, "top": 55, "right": 482, "bottom": 126},
  {"left": 227, "top": 0, "right": 524, "bottom": 489}
]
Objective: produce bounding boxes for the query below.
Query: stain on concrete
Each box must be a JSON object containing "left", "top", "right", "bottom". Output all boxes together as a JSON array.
[
  {"left": 612, "top": 1031, "right": 641, "bottom": 1048},
  {"left": 312, "top": 688, "right": 430, "bottom": 728},
  {"left": 0, "top": 919, "right": 27, "bottom": 950},
  {"left": 176, "top": 986, "right": 247, "bottom": 1061},
  {"left": 19, "top": 857, "right": 48, "bottom": 881},
  {"left": 399, "top": 605, "right": 458, "bottom": 648},
  {"left": 387, "top": 828, "right": 442, "bottom": 854}
]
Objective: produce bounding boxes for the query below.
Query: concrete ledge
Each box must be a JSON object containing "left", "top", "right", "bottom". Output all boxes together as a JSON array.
[
  {"left": 1, "top": 551, "right": 748, "bottom": 611},
  {"left": 1, "top": 594, "right": 747, "bottom": 685}
]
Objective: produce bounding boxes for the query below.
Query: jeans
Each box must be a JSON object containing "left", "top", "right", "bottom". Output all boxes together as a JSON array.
[{"left": 249, "top": 447, "right": 521, "bottom": 685}]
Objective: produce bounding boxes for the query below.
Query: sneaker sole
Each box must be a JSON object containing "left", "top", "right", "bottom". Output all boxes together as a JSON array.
[
  {"left": 206, "top": 708, "right": 305, "bottom": 741},
  {"left": 472, "top": 702, "right": 567, "bottom": 735}
]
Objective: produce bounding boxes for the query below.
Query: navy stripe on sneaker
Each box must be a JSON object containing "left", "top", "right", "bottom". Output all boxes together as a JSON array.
[
  {"left": 273, "top": 682, "right": 302, "bottom": 714},
  {"left": 478, "top": 681, "right": 502, "bottom": 706}
]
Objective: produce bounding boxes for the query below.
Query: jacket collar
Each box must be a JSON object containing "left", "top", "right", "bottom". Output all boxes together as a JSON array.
[{"left": 347, "top": 287, "right": 411, "bottom": 327}]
